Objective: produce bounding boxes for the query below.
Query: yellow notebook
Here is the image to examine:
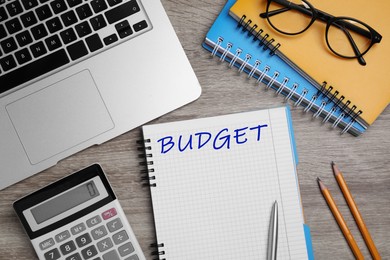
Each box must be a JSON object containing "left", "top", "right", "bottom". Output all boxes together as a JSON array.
[{"left": 229, "top": 0, "right": 390, "bottom": 126}]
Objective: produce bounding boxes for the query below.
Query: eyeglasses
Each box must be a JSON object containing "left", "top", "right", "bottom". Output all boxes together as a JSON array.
[{"left": 259, "top": 0, "right": 382, "bottom": 66}]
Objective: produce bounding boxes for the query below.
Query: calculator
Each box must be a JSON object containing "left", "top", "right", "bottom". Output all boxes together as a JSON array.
[{"left": 13, "top": 164, "right": 146, "bottom": 260}]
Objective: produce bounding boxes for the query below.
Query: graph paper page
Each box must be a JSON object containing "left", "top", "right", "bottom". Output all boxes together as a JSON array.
[{"left": 142, "top": 107, "right": 308, "bottom": 259}]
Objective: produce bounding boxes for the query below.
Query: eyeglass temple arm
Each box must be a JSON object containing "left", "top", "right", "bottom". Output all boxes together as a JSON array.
[
  {"left": 260, "top": 4, "right": 312, "bottom": 18},
  {"left": 334, "top": 21, "right": 367, "bottom": 66}
]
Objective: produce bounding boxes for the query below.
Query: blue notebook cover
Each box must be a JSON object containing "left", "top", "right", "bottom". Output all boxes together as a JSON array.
[
  {"left": 285, "top": 106, "right": 314, "bottom": 260},
  {"left": 202, "top": 0, "right": 366, "bottom": 136}
]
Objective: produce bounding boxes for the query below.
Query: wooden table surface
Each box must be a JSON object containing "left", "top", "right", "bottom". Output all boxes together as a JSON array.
[{"left": 1, "top": 1, "right": 389, "bottom": 259}]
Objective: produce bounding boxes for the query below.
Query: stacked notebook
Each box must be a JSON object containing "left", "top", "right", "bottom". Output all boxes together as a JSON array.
[
  {"left": 229, "top": 0, "right": 390, "bottom": 129},
  {"left": 202, "top": 0, "right": 390, "bottom": 136},
  {"left": 139, "top": 107, "right": 313, "bottom": 259}
]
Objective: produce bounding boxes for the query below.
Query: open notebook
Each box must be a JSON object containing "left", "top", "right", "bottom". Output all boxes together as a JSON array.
[
  {"left": 229, "top": 0, "right": 390, "bottom": 127},
  {"left": 139, "top": 107, "right": 313, "bottom": 259}
]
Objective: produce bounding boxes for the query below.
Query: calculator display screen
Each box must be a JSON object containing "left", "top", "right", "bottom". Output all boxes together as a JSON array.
[
  {"left": 31, "top": 181, "right": 100, "bottom": 224},
  {"left": 15, "top": 164, "right": 115, "bottom": 238}
]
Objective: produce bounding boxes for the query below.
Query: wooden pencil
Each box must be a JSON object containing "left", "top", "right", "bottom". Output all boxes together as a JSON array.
[
  {"left": 317, "top": 177, "right": 364, "bottom": 260},
  {"left": 332, "top": 162, "right": 381, "bottom": 260}
]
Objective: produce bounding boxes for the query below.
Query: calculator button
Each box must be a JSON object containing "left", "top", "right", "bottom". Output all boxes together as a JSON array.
[
  {"left": 97, "top": 237, "right": 113, "bottom": 252},
  {"left": 60, "top": 240, "right": 77, "bottom": 255},
  {"left": 55, "top": 230, "right": 71, "bottom": 243},
  {"left": 65, "top": 252, "right": 82, "bottom": 260},
  {"left": 102, "top": 207, "right": 117, "bottom": 220},
  {"left": 86, "top": 215, "right": 102, "bottom": 227},
  {"left": 102, "top": 249, "right": 120, "bottom": 260},
  {"left": 44, "top": 248, "right": 61, "bottom": 260},
  {"left": 91, "top": 225, "right": 108, "bottom": 240},
  {"left": 112, "top": 230, "right": 129, "bottom": 245},
  {"left": 125, "top": 255, "right": 139, "bottom": 260},
  {"left": 39, "top": 237, "right": 55, "bottom": 250},
  {"left": 75, "top": 232, "right": 92, "bottom": 248},
  {"left": 81, "top": 245, "right": 98, "bottom": 259},
  {"left": 118, "top": 242, "right": 134, "bottom": 257},
  {"left": 106, "top": 218, "right": 123, "bottom": 233},
  {"left": 71, "top": 222, "right": 86, "bottom": 235}
]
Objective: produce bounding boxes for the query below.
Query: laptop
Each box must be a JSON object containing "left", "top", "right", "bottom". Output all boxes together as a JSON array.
[{"left": 0, "top": 0, "right": 201, "bottom": 190}]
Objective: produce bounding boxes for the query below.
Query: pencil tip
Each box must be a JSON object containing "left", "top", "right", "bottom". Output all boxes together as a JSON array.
[
  {"left": 331, "top": 161, "right": 335, "bottom": 166},
  {"left": 332, "top": 162, "right": 341, "bottom": 175},
  {"left": 317, "top": 177, "right": 326, "bottom": 190}
]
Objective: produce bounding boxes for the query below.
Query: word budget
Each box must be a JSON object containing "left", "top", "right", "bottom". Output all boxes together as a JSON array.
[{"left": 156, "top": 123, "right": 268, "bottom": 154}]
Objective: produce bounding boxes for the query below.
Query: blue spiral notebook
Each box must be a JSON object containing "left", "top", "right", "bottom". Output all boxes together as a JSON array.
[
  {"left": 140, "top": 106, "right": 314, "bottom": 259},
  {"left": 202, "top": 0, "right": 366, "bottom": 136}
]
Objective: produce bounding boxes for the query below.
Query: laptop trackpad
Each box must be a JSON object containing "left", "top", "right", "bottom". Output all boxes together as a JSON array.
[{"left": 6, "top": 70, "right": 114, "bottom": 165}]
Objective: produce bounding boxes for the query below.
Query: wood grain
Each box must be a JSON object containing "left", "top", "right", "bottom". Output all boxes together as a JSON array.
[{"left": 0, "top": 0, "right": 389, "bottom": 259}]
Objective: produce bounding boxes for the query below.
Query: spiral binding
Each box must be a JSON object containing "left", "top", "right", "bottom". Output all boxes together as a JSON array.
[
  {"left": 150, "top": 243, "right": 166, "bottom": 260},
  {"left": 137, "top": 139, "right": 156, "bottom": 187},
  {"left": 238, "top": 15, "right": 281, "bottom": 55},
  {"left": 231, "top": 15, "right": 364, "bottom": 134},
  {"left": 206, "top": 35, "right": 362, "bottom": 135},
  {"left": 138, "top": 139, "right": 166, "bottom": 259}
]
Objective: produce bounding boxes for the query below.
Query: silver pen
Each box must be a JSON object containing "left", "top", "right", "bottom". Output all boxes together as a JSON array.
[{"left": 267, "top": 200, "right": 278, "bottom": 260}]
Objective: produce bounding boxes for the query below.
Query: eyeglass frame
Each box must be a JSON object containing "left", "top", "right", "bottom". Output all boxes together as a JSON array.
[{"left": 259, "top": 0, "right": 382, "bottom": 66}]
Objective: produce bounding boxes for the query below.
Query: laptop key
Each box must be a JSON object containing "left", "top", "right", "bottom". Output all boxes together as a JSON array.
[
  {"left": 21, "top": 0, "right": 39, "bottom": 10},
  {"left": 20, "top": 11, "right": 38, "bottom": 27},
  {"left": 105, "top": 1, "right": 140, "bottom": 24},
  {"left": 133, "top": 20, "right": 148, "bottom": 32},
  {"left": 90, "top": 15, "right": 107, "bottom": 31},
  {"left": 0, "top": 54, "right": 17, "bottom": 71},
  {"left": 75, "top": 21, "right": 92, "bottom": 37},
  {"left": 115, "top": 20, "right": 132, "bottom": 39},
  {"left": 67, "top": 40, "right": 88, "bottom": 60},
  {"left": 35, "top": 4, "right": 53, "bottom": 21},
  {"left": 6, "top": 1, "right": 23, "bottom": 17},
  {"left": 67, "top": 0, "right": 82, "bottom": 8},
  {"left": 0, "top": 37, "right": 17, "bottom": 53},
  {"left": 45, "top": 34, "right": 62, "bottom": 51},
  {"left": 0, "top": 49, "right": 70, "bottom": 94},
  {"left": 76, "top": 4, "right": 93, "bottom": 20},
  {"left": 30, "top": 41, "right": 47, "bottom": 58},
  {"left": 15, "top": 48, "right": 32, "bottom": 64},
  {"left": 60, "top": 28, "right": 77, "bottom": 44},
  {"left": 107, "top": 0, "right": 122, "bottom": 7},
  {"left": 31, "top": 24, "right": 48, "bottom": 40},
  {"left": 91, "top": 0, "right": 108, "bottom": 14},
  {"left": 103, "top": 34, "right": 118, "bottom": 45},
  {"left": 85, "top": 33, "right": 103, "bottom": 52},
  {"left": 5, "top": 17, "right": 23, "bottom": 34},
  {"left": 61, "top": 10, "right": 78, "bottom": 27},
  {"left": 50, "top": 0, "right": 68, "bottom": 14},
  {"left": 46, "top": 17, "right": 63, "bottom": 33},
  {"left": 15, "top": 30, "right": 33, "bottom": 47}
]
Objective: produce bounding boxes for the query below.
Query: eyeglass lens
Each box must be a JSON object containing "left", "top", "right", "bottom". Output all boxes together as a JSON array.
[
  {"left": 266, "top": 0, "right": 315, "bottom": 35},
  {"left": 327, "top": 19, "right": 373, "bottom": 58}
]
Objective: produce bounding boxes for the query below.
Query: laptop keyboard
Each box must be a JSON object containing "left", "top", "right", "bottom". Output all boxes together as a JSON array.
[{"left": 0, "top": 0, "right": 151, "bottom": 94}]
